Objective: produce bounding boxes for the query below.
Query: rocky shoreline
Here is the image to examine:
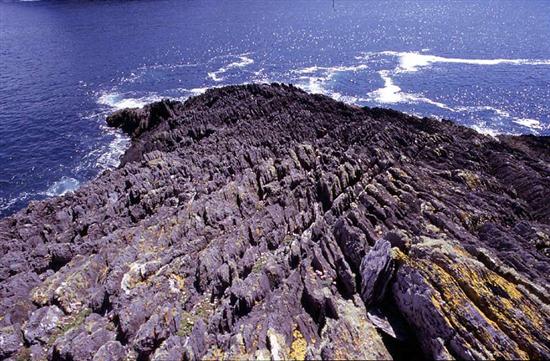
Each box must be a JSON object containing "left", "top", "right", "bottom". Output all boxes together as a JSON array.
[{"left": 1, "top": 84, "right": 548, "bottom": 360}]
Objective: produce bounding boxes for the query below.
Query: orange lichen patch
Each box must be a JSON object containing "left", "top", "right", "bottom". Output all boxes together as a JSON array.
[
  {"left": 289, "top": 327, "right": 307, "bottom": 360},
  {"left": 177, "top": 311, "right": 195, "bottom": 337},
  {"left": 120, "top": 262, "right": 150, "bottom": 293},
  {"left": 31, "top": 281, "right": 54, "bottom": 306},
  {"left": 225, "top": 333, "right": 250, "bottom": 360},
  {"left": 31, "top": 255, "right": 104, "bottom": 314}
]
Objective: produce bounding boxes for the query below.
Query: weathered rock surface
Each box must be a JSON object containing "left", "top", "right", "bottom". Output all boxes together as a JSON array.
[{"left": 0, "top": 83, "right": 549, "bottom": 360}]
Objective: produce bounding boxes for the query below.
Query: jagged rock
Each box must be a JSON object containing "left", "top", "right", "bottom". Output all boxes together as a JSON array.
[
  {"left": 150, "top": 336, "right": 184, "bottom": 361},
  {"left": 22, "top": 305, "right": 64, "bottom": 345},
  {"left": 49, "top": 312, "right": 116, "bottom": 361},
  {"left": 0, "top": 325, "right": 22, "bottom": 359},
  {"left": 392, "top": 238, "right": 549, "bottom": 360},
  {"left": 92, "top": 341, "right": 126, "bottom": 361},
  {"left": 359, "top": 239, "right": 395, "bottom": 307},
  {"left": 0, "top": 84, "right": 548, "bottom": 360}
]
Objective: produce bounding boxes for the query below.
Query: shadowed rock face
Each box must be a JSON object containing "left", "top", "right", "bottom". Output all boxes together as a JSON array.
[{"left": 0, "top": 84, "right": 549, "bottom": 360}]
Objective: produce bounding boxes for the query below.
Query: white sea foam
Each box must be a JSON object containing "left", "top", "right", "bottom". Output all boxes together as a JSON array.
[
  {"left": 369, "top": 70, "right": 404, "bottom": 104},
  {"left": 207, "top": 54, "right": 254, "bottom": 82},
  {"left": 292, "top": 63, "right": 370, "bottom": 100},
  {"left": 512, "top": 118, "right": 543, "bottom": 130},
  {"left": 455, "top": 105, "right": 543, "bottom": 131},
  {"left": 471, "top": 124, "right": 500, "bottom": 138},
  {"left": 328, "top": 91, "right": 363, "bottom": 104},
  {"left": 362, "top": 51, "right": 547, "bottom": 133},
  {"left": 293, "top": 64, "right": 368, "bottom": 75},
  {"left": 455, "top": 105, "right": 511, "bottom": 117},
  {"left": 251, "top": 68, "right": 274, "bottom": 84},
  {"left": 92, "top": 87, "right": 214, "bottom": 174},
  {"left": 42, "top": 177, "right": 80, "bottom": 197},
  {"left": 97, "top": 92, "right": 163, "bottom": 110},
  {"left": 189, "top": 87, "right": 209, "bottom": 96},
  {"left": 95, "top": 132, "right": 131, "bottom": 170},
  {"left": 0, "top": 196, "right": 19, "bottom": 214},
  {"left": 295, "top": 76, "right": 327, "bottom": 94},
  {"left": 374, "top": 51, "right": 550, "bottom": 73},
  {"left": 368, "top": 70, "right": 454, "bottom": 111}
]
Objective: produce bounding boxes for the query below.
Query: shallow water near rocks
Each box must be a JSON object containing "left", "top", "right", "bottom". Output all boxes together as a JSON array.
[{"left": 1, "top": 0, "right": 549, "bottom": 216}]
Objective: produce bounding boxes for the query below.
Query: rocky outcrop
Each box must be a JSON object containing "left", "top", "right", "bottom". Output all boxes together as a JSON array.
[{"left": 0, "top": 84, "right": 548, "bottom": 360}]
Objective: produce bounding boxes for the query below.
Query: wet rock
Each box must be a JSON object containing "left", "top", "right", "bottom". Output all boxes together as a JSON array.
[{"left": 0, "top": 84, "right": 549, "bottom": 359}]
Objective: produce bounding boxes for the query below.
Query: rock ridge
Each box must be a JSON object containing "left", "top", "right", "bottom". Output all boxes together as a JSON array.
[{"left": 0, "top": 83, "right": 548, "bottom": 360}]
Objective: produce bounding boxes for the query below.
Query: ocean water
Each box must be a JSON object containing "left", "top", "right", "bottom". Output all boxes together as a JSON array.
[{"left": 1, "top": 0, "right": 549, "bottom": 216}]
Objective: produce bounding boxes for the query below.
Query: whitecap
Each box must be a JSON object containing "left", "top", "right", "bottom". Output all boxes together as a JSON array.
[
  {"left": 455, "top": 105, "right": 543, "bottom": 131},
  {"left": 0, "top": 196, "right": 19, "bottom": 214},
  {"left": 369, "top": 70, "right": 404, "bottom": 104},
  {"left": 328, "top": 91, "right": 363, "bottom": 104},
  {"left": 368, "top": 70, "right": 454, "bottom": 111},
  {"left": 291, "top": 63, "right": 370, "bottom": 100},
  {"left": 375, "top": 51, "right": 550, "bottom": 73},
  {"left": 293, "top": 64, "right": 368, "bottom": 75},
  {"left": 207, "top": 54, "right": 254, "bottom": 82},
  {"left": 512, "top": 118, "right": 543, "bottom": 130},
  {"left": 455, "top": 105, "right": 511, "bottom": 118}
]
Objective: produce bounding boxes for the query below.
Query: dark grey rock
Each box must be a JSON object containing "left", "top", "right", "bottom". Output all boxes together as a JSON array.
[
  {"left": 359, "top": 239, "right": 395, "bottom": 307},
  {"left": 0, "top": 84, "right": 548, "bottom": 359}
]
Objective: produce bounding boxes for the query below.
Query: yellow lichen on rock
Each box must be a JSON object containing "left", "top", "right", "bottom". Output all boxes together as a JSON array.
[
  {"left": 289, "top": 327, "right": 307, "bottom": 360},
  {"left": 395, "top": 239, "right": 549, "bottom": 359},
  {"left": 456, "top": 169, "right": 481, "bottom": 189}
]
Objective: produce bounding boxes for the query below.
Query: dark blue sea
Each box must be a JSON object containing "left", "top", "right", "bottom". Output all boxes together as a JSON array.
[{"left": 1, "top": 0, "right": 550, "bottom": 216}]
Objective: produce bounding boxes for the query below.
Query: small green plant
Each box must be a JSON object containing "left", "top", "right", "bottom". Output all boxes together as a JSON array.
[
  {"left": 47, "top": 308, "right": 92, "bottom": 347},
  {"left": 177, "top": 311, "right": 195, "bottom": 337}
]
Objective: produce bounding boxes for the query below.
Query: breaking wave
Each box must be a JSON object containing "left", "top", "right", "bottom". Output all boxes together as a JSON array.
[
  {"left": 97, "top": 92, "right": 164, "bottom": 110},
  {"left": 42, "top": 177, "right": 80, "bottom": 197}
]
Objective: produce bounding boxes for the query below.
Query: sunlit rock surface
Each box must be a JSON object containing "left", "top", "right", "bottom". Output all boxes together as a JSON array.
[{"left": 0, "top": 84, "right": 548, "bottom": 360}]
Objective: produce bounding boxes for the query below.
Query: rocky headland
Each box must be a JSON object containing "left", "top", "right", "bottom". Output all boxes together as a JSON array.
[{"left": 0, "top": 84, "right": 549, "bottom": 360}]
